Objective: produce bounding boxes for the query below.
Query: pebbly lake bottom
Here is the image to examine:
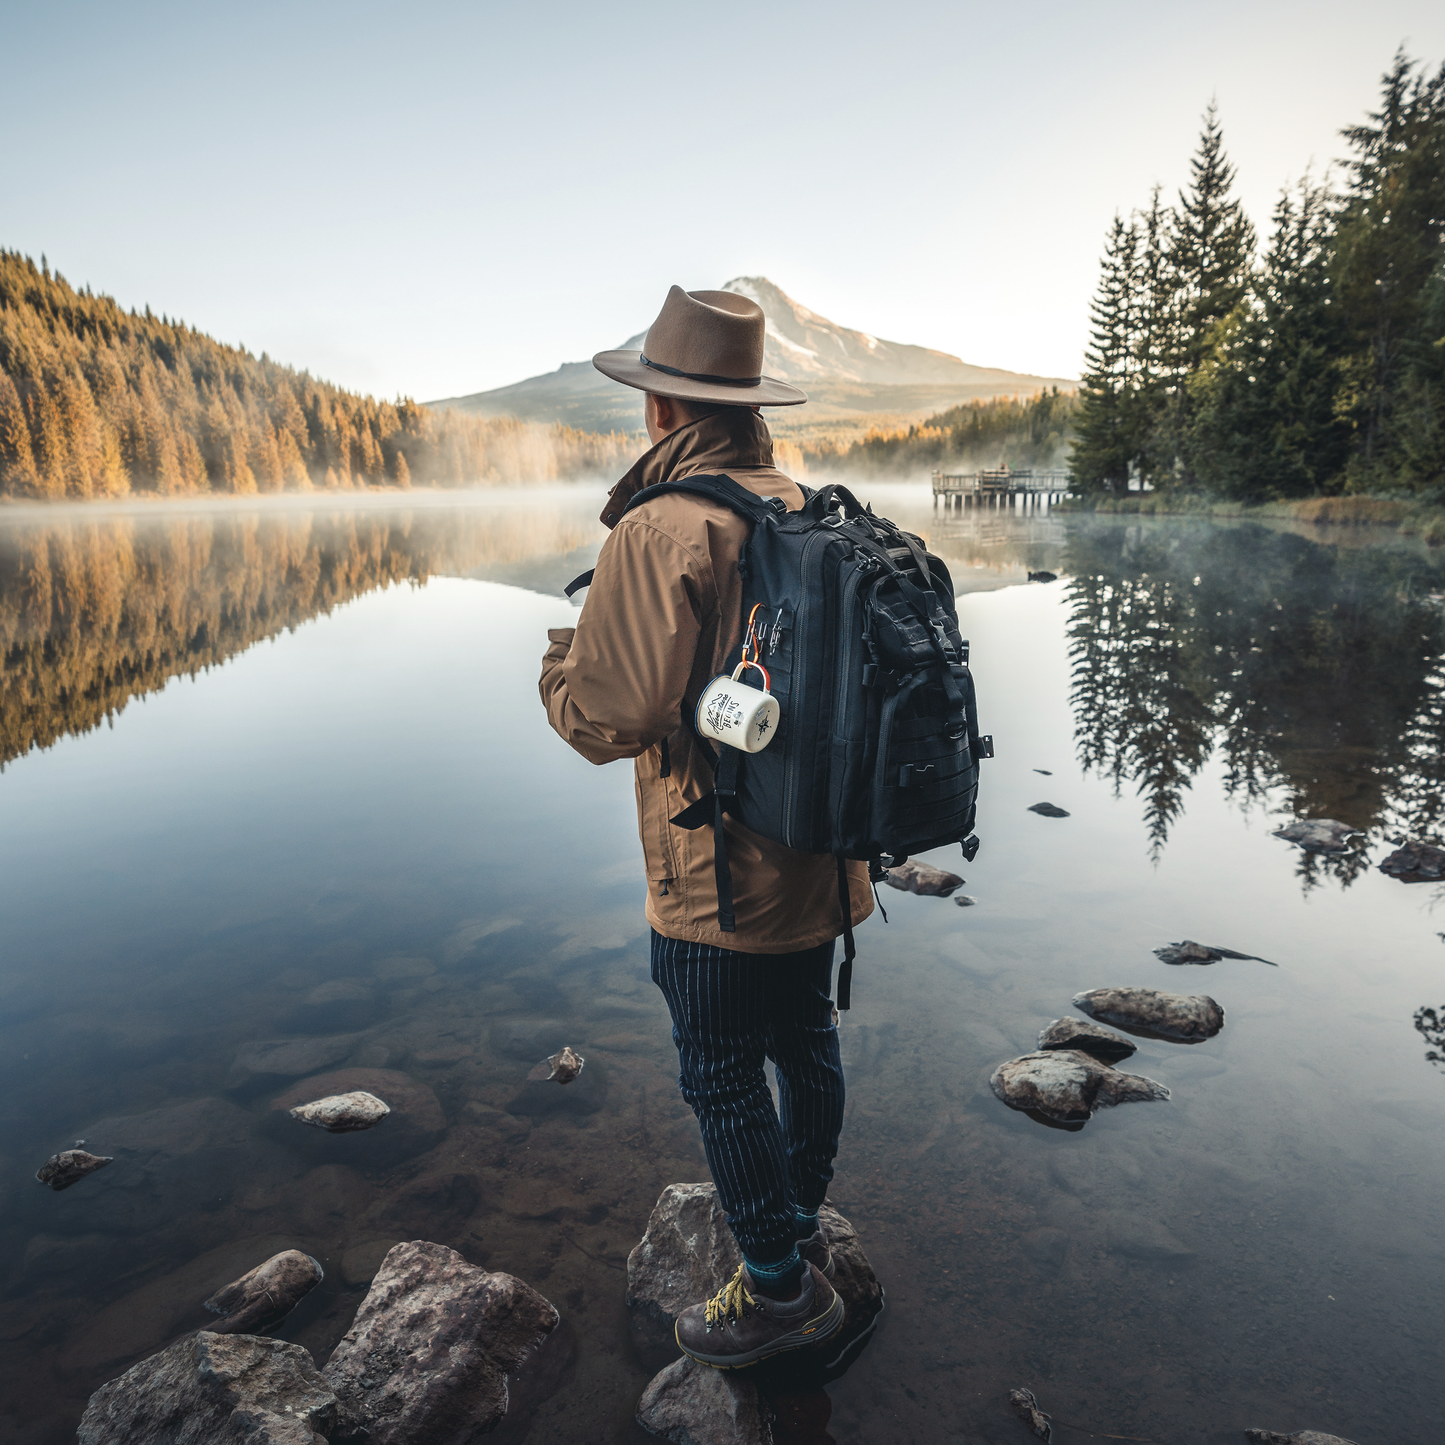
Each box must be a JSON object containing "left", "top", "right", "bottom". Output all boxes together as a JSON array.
[{"left": 0, "top": 490, "right": 1441, "bottom": 1443}]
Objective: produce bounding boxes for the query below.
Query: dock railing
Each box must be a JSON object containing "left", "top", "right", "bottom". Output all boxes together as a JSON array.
[{"left": 931, "top": 468, "right": 1071, "bottom": 508}]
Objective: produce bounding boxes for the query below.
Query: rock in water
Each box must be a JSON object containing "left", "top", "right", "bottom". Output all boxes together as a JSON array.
[
  {"left": 1155, "top": 940, "right": 1274, "bottom": 966},
  {"left": 288, "top": 1091, "right": 390, "bottom": 1133},
  {"left": 1074, "top": 986, "right": 1224, "bottom": 1042},
  {"left": 636, "top": 1355, "right": 773, "bottom": 1445},
  {"left": 77, "top": 1330, "right": 335, "bottom": 1444},
  {"left": 323, "top": 1240, "right": 558, "bottom": 1442},
  {"left": 881, "top": 860, "right": 964, "bottom": 896},
  {"left": 1271, "top": 818, "right": 1359, "bottom": 853},
  {"left": 990, "top": 1051, "right": 1169, "bottom": 1124},
  {"left": 954, "top": 894, "right": 979, "bottom": 907},
  {"left": 204, "top": 1250, "right": 324, "bottom": 1334},
  {"left": 1028, "top": 802, "right": 1070, "bottom": 818},
  {"left": 1037, "top": 1017, "right": 1137, "bottom": 1063},
  {"left": 1379, "top": 839, "right": 1445, "bottom": 883},
  {"left": 1008, "top": 1386, "right": 1053, "bottom": 1441},
  {"left": 1027, "top": 571, "right": 1058, "bottom": 584},
  {"left": 35, "top": 1149, "right": 112, "bottom": 1191},
  {"left": 548, "top": 1045, "right": 584, "bottom": 1083},
  {"left": 626, "top": 1184, "right": 882, "bottom": 1369},
  {"left": 1245, "top": 1433, "right": 1360, "bottom": 1445}
]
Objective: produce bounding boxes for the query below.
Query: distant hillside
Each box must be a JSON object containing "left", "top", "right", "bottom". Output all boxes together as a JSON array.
[
  {"left": 0, "top": 251, "right": 637, "bottom": 499},
  {"left": 429, "top": 277, "right": 1075, "bottom": 442}
]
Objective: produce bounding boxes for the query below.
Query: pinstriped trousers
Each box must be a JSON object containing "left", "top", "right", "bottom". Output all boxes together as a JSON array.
[{"left": 649, "top": 929, "right": 846, "bottom": 1267}]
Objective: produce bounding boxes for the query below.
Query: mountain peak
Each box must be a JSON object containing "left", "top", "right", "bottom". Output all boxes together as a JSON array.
[{"left": 717, "top": 277, "right": 975, "bottom": 385}]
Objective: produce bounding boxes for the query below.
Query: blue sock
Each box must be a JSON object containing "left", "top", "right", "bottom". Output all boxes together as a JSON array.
[
  {"left": 744, "top": 1246, "right": 806, "bottom": 1298},
  {"left": 795, "top": 1208, "right": 820, "bottom": 1239}
]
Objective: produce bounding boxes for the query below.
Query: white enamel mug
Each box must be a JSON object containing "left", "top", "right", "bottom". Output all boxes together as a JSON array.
[{"left": 696, "top": 664, "right": 780, "bottom": 753}]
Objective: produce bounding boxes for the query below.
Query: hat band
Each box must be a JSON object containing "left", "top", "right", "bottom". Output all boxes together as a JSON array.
[{"left": 640, "top": 353, "right": 763, "bottom": 387}]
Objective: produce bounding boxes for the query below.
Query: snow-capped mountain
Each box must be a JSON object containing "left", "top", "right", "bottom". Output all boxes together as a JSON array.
[{"left": 429, "top": 278, "right": 1072, "bottom": 434}]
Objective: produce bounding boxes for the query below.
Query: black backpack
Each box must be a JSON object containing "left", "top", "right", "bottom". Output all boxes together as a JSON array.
[{"left": 571, "top": 476, "right": 991, "bottom": 1007}]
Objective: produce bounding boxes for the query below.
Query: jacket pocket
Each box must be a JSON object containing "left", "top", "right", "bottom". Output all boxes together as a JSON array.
[{"left": 635, "top": 737, "right": 680, "bottom": 884}]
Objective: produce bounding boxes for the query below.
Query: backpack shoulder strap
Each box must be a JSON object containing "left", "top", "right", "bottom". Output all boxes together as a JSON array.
[{"left": 621, "top": 473, "right": 783, "bottom": 527}]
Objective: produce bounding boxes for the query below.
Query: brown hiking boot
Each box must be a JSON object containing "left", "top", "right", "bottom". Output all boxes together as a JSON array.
[
  {"left": 797, "top": 1226, "right": 835, "bottom": 1278},
  {"left": 675, "top": 1262, "right": 845, "bottom": 1369}
]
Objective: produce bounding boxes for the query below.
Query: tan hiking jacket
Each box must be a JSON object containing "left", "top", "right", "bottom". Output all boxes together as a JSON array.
[{"left": 539, "top": 409, "right": 873, "bottom": 952}]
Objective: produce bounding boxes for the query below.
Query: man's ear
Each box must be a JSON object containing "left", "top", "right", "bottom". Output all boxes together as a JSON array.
[{"left": 653, "top": 395, "right": 677, "bottom": 432}]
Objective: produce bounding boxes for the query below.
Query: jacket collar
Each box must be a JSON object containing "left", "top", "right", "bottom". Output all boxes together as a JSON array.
[{"left": 600, "top": 409, "right": 775, "bottom": 528}]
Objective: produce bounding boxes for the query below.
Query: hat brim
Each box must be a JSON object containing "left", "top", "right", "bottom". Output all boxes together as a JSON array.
[{"left": 592, "top": 350, "right": 807, "bottom": 407}]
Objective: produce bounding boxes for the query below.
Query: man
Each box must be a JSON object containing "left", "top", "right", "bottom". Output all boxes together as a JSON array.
[{"left": 539, "top": 285, "right": 872, "bottom": 1367}]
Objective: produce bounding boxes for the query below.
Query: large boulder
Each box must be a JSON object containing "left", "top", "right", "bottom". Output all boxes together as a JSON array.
[
  {"left": 990, "top": 1051, "right": 1170, "bottom": 1124},
  {"left": 1073, "top": 987, "right": 1224, "bottom": 1042},
  {"left": 228, "top": 1034, "right": 366, "bottom": 1088},
  {"left": 322, "top": 1240, "right": 558, "bottom": 1443},
  {"left": 636, "top": 1355, "right": 773, "bottom": 1444},
  {"left": 77, "top": 1330, "right": 335, "bottom": 1445},
  {"left": 626, "top": 1184, "right": 882, "bottom": 1370},
  {"left": 204, "top": 1250, "right": 324, "bottom": 1334}
]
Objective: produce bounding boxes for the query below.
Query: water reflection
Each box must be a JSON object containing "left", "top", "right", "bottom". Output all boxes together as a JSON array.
[
  {"left": 1416, "top": 1004, "right": 1445, "bottom": 1070},
  {"left": 0, "top": 494, "right": 604, "bottom": 768},
  {"left": 1064, "top": 518, "right": 1445, "bottom": 872}
]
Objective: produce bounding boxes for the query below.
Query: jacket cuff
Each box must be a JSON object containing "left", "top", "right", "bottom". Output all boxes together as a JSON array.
[{"left": 546, "top": 627, "right": 576, "bottom": 650}]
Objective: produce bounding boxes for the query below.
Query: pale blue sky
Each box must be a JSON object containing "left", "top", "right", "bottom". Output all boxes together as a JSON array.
[{"left": 5, "top": 1, "right": 1442, "bottom": 402}]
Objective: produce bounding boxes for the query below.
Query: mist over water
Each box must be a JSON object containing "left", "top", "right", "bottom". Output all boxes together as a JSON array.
[{"left": 0, "top": 491, "right": 1439, "bottom": 1443}]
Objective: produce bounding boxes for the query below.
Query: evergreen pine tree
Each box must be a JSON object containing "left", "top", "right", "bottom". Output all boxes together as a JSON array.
[
  {"left": 1170, "top": 102, "right": 1257, "bottom": 483},
  {"left": 1333, "top": 50, "right": 1445, "bottom": 484},
  {"left": 1071, "top": 215, "right": 1139, "bottom": 493}
]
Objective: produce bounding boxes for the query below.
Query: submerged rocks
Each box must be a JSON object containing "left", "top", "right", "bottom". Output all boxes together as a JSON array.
[
  {"left": 1379, "top": 838, "right": 1445, "bottom": 883},
  {"left": 1073, "top": 986, "right": 1224, "bottom": 1042},
  {"left": 77, "top": 1330, "right": 335, "bottom": 1445},
  {"left": 35, "top": 1148, "right": 112, "bottom": 1191},
  {"left": 626, "top": 1184, "right": 882, "bottom": 1369},
  {"left": 990, "top": 1051, "right": 1169, "bottom": 1124},
  {"left": 1028, "top": 802, "right": 1070, "bottom": 818},
  {"left": 1245, "top": 1433, "right": 1360, "bottom": 1445},
  {"left": 288, "top": 1091, "right": 391, "bottom": 1133},
  {"left": 1037, "top": 1017, "right": 1136, "bottom": 1064},
  {"left": 1272, "top": 818, "right": 1360, "bottom": 853},
  {"left": 1154, "top": 940, "right": 1272, "bottom": 966},
  {"left": 636, "top": 1355, "right": 773, "bottom": 1445},
  {"left": 204, "top": 1250, "right": 324, "bottom": 1334},
  {"left": 882, "top": 859, "right": 964, "bottom": 896},
  {"left": 228, "top": 1034, "right": 363, "bottom": 1087},
  {"left": 323, "top": 1240, "right": 558, "bottom": 1443}
]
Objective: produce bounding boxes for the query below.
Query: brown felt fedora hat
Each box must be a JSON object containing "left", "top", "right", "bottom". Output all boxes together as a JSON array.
[{"left": 593, "top": 285, "right": 807, "bottom": 407}]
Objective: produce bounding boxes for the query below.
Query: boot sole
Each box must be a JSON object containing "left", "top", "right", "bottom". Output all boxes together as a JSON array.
[{"left": 676, "top": 1291, "right": 846, "bottom": 1370}]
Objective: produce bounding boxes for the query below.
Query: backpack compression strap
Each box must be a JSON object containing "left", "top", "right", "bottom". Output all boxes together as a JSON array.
[
  {"left": 836, "top": 856, "right": 856, "bottom": 1010},
  {"left": 621, "top": 473, "right": 783, "bottom": 525}
]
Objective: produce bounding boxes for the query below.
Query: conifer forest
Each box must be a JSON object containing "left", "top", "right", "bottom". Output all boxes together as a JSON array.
[
  {"left": 1072, "top": 50, "right": 1445, "bottom": 500},
  {"left": 0, "top": 253, "right": 637, "bottom": 499}
]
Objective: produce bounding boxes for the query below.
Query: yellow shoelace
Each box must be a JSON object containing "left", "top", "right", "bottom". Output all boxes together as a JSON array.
[{"left": 704, "top": 1265, "right": 756, "bottom": 1329}]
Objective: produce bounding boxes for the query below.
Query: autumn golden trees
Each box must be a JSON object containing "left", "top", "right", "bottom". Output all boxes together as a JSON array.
[{"left": 0, "top": 252, "right": 637, "bottom": 499}]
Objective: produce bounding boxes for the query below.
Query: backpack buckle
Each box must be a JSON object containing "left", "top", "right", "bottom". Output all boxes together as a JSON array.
[
  {"left": 975, "top": 735, "right": 995, "bottom": 759},
  {"left": 961, "top": 835, "right": 981, "bottom": 862}
]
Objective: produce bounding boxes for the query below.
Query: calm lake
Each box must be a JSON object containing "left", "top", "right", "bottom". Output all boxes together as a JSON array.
[{"left": 1, "top": 487, "right": 1440, "bottom": 1444}]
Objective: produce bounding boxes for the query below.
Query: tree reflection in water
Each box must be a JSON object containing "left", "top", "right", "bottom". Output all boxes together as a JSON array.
[
  {"left": 1416, "top": 1004, "right": 1445, "bottom": 1071},
  {"left": 1064, "top": 519, "right": 1445, "bottom": 883}
]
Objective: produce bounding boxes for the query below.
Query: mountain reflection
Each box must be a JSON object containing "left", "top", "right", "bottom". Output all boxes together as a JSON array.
[
  {"left": 1064, "top": 520, "right": 1445, "bottom": 875},
  {"left": 0, "top": 498, "right": 603, "bottom": 768}
]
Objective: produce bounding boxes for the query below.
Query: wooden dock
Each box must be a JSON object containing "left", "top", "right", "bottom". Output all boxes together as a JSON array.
[{"left": 932, "top": 468, "right": 1071, "bottom": 509}]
